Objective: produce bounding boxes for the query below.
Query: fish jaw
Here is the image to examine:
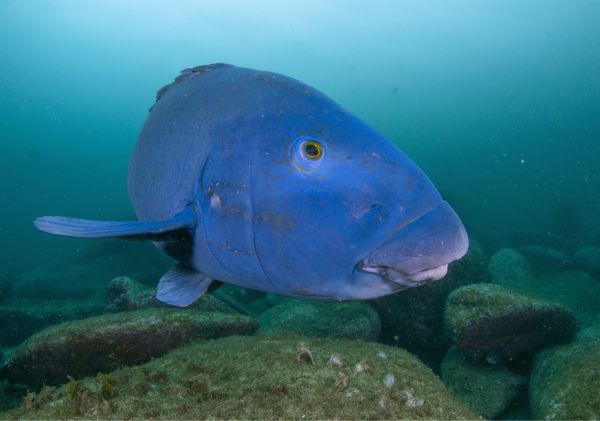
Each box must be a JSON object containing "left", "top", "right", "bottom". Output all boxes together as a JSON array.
[
  {"left": 358, "top": 263, "right": 449, "bottom": 288},
  {"left": 357, "top": 201, "right": 468, "bottom": 288}
]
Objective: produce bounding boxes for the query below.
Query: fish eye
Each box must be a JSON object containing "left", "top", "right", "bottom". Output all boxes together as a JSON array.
[
  {"left": 290, "top": 136, "right": 326, "bottom": 172},
  {"left": 301, "top": 141, "right": 323, "bottom": 160}
]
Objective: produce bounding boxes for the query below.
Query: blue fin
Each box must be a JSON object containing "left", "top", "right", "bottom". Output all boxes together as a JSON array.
[
  {"left": 33, "top": 206, "right": 196, "bottom": 240},
  {"left": 156, "top": 263, "right": 212, "bottom": 307}
]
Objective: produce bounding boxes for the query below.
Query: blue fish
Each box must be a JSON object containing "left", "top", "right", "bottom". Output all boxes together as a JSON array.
[{"left": 35, "top": 64, "right": 468, "bottom": 306}]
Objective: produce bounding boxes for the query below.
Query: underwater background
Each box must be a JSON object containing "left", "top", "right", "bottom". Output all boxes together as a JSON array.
[{"left": 1, "top": 0, "right": 600, "bottom": 419}]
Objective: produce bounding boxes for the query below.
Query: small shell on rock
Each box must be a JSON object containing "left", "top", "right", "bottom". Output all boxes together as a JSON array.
[
  {"left": 327, "top": 354, "right": 343, "bottom": 367},
  {"left": 297, "top": 342, "right": 314, "bottom": 364},
  {"left": 403, "top": 390, "right": 426, "bottom": 408},
  {"left": 378, "top": 398, "right": 386, "bottom": 410},
  {"left": 344, "top": 387, "right": 360, "bottom": 398},
  {"left": 335, "top": 372, "right": 349, "bottom": 390},
  {"left": 354, "top": 361, "right": 373, "bottom": 374},
  {"left": 383, "top": 373, "right": 395, "bottom": 389},
  {"left": 376, "top": 351, "right": 388, "bottom": 360}
]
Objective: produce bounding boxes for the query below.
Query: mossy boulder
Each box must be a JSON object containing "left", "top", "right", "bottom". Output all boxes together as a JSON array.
[
  {"left": 0, "top": 308, "right": 258, "bottom": 389},
  {"left": 441, "top": 346, "right": 527, "bottom": 418},
  {"left": 105, "top": 276, "right": 235, "bottom": 314},
  {"left": 488, "top": 248, "right": 534, "bottom": 287},
  {"left": 574, "top": 245, "right": 600, "bottom": 277},
  {"left": 258, "top": 299, "right": 380, "bottom": 341},
  {"left": 0, "top": 298, "right": 104, "bottom": 348},
  {"left": 445, "top": 283, "right": 576, "bottom": 363},
  {"left": 530, "top": 337, "right": 600, "bottom": 419},
  {"left": 1, "top": 335, "right": 477, "bottom": 419},
  {"left": 371, "top": 241, "right": 487, "bottom": 364},
  {"left": 518, "top": 245, "right": 571, "bottom": 275},
  {"left": 491, "top": 248, "right": 600, "bottom": 326}
]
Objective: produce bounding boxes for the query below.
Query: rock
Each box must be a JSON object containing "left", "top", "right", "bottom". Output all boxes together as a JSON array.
[
  {"left": 104, "top": 276, "right": 235, "bottom": 314},
  {"left": 211, "top": 284, "right": 276, "bottom": 317},
  {"left": 0, "top": 298, "right": 104, "bottom": 348},
  {"left": 489, "top": 249, "right": 600, "bottom": 327},
  {"left": 371, "top": 240, "right": 487, "bottom": 364},
  {"left": 488, "top": 248, "right": 534, "bottom": 287},
  {"left": 1, "top": 335, "right": 477, "bottom": 419},
  {"left": 573, "top": 245, "right": 600, "bottom": 277},
  {"left": 0, "top": 381, "right": 27, "bottom": 412},
  {"left": 445, "top": 283, "right": 577, "bottom": 363},
  {"left": 518, "top": 245, "right": 571, "bottom": 274},
  {"left": 530, "top": 337, "right": 600, "bottom": 419},
  {"left": 441, "top": 346, "right": 527, "bottom": 418},
  {"left": 259, "top": 299, "right": 381, "bottom": 341},
  {"left": 0, "top": 308, "right": 258, "bottom": 389},
  {"left": 577, "top": 320, "right": 600, "bottom": 342},
  {"left": 495, "top": 268, "right": 600, "bottom": 327},
  {"left": 105, "top": 276, "right": 156, "bottom": 311}
]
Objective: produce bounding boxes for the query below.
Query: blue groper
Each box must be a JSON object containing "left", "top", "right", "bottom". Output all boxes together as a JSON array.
[{"left": 35, "top": 64, "right": 468, "bottom": 306}]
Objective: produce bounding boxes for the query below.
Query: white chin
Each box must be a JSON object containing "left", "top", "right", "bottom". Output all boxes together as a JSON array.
[{"left": 361, "top": 264, "right": 449, "bottom": 288}]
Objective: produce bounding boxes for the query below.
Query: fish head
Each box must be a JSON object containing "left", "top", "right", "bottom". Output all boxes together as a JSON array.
[{"left": 251, "top": 109, "right": 468, "bottom": 300}]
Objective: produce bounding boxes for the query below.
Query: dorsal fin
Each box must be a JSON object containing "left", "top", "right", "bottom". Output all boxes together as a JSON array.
[
  {"left": 34, "top": 206, "right": 196, "bottom": 241},
  {"left": 153, "top": 63, "right": 233, "bottom": 108}
]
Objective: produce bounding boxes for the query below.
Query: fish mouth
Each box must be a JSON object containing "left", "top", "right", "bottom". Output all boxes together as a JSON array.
[
  {"left": 356, "top": 201, "right": 468, "bottom": 289},
  {"left": 357, "top": 262, "right": 449, "bottom": 288}
]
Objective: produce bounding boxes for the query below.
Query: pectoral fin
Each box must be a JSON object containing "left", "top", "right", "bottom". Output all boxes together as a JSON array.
[
  {"left": 33, "top": 206, "right": 196, "bottom": 241},
  {"left": 156, "top": 263, "right": 213, "bottom": 307}
]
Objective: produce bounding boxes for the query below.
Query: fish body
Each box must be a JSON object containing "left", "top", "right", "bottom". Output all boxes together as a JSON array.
[{"left": 35, "top": 64, "right": 468, "bottom": 306}]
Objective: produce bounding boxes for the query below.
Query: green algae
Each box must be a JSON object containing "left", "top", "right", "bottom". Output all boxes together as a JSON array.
[
  {"left": 258, "top": 299, "right": 381, "bottom": 341},
  {"left": 0, "top": 308, "right": 258, "bottom": 388},
  {"left": 446, "top": 283, "right": 554, "bottom": 334},
  {"left": 441, "top": 346, "right": 526, "bottom": 418},
  {"left": 1, "top": 335, "right": 478, "bottom": 420},
  {"left": 445, "top": 283, "right": 576, "bottom": 362},
  {"left": 0, "top": 297, "right": 104, "bottom": 347},
  {"left": 530, "top": 338, "right": 600, "bottom": 419}
]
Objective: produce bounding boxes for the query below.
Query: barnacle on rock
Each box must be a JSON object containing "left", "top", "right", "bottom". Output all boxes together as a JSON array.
[{"left": 296, "top": 342, "right": 314, "bottom": 364}]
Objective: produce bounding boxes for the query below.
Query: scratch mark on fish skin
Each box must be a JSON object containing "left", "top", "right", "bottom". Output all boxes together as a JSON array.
[{"left": 255, "top": 213, "right": 296, "bottom": 229}]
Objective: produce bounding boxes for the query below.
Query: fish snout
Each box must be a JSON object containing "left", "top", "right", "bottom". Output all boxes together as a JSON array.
[{"left": 358, "top": 201, "right": 468, "bottom": 288}]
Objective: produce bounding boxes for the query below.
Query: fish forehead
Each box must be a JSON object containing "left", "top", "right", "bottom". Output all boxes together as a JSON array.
[{"left": 129, "top": 64, "right": 342, "bottom": 220}]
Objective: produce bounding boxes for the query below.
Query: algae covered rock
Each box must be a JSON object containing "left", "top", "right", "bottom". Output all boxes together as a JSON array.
[
  {"left": 493, "top": 264, "right": 600, "bottom": 327},
  {"left": 371, "top": 241, "right": 487, "bottom": 362},
  {"left": 0, "top": 308, "right": 258, "bottom": 389},
  {"left": 445, "top": 283, "right": 576, "bottom": 363},
  {"left": 574, "top": 245, "right": 600, "bottom": 277},
  {"left": 105, "top": 276, "right": 235, "bottom": 314},
  {"left": 105, "top": 276, "right": 156, "bottom": 311},
  {"left": 441, "top": 346, "right": 526, "bottom": 418},
  {"left": 530, "top": 338, "right": 600, "bottom": 419},
  {"left": 488, "top": 248, "right": 534, "bottom": 287},
  {"left": 258, "top": 299, "right": 380, "bottom": 341},
  {"left": 0, "top": 298, "right": 104, "bottom": 348},
  {"left": 518, "top": 245, "right": 571, "bottom": 274},
  {"left": 2, "top": 335, "right": 477, "bottom": 419}
]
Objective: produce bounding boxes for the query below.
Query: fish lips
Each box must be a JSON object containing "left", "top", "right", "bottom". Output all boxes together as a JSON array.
[
  {"left": 357, "top": 201, "right": 468, "bottom": 288},
  {"left": 358, "top": 262, "right": 449, "bottom": 288}
]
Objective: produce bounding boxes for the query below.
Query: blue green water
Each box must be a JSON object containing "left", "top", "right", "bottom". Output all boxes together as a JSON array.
[
  {"left": 1, "top": 1, "right": 599, "bottom": 418},
  {"left": 2, "top": 0, "right": 599, "bottom": 274}
]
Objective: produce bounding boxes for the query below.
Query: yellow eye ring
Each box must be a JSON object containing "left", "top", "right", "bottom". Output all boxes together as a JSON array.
[{"left": 301, "top": 141, "right": 323, "bottom": 160}]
